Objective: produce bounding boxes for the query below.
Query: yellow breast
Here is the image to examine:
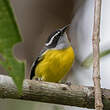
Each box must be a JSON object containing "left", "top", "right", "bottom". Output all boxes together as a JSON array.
[{"left": 35, "top": 46, "right": 75, "bottom": 82}]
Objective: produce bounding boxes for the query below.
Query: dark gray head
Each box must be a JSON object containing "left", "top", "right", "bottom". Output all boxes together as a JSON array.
[{"left": 45, "top": 25, "right": 70, "bottom": 49}]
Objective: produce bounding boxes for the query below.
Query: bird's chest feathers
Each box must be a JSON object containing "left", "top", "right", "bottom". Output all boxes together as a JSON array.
[
  {"left": 36, "top": 46, "right": 74, "bottom": 82},
  {"left": 44, "top": 46, "right": 74, "bottom": 67}
]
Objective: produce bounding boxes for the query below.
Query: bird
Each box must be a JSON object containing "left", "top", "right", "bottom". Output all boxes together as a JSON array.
[{"left": 30, "top": 25, "right": 75, "bottom": 83}]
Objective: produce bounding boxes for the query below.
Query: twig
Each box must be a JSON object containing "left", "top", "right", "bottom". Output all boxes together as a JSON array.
[
  {"left": 0, "top": 75, "right": 110, "bottom": 109},
  {"left": 92, "top": 0, "right": 103, "bottom": 110},
  {"left": 81, "top": 49, "right": 110, "bottom": 68}
]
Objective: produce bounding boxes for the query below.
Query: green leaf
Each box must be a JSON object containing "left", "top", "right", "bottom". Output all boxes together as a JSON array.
[
  {"left": 0, "top": 0, "right": 24, "bottom": 92},
  {"left": 81, "top": 49, "right": 110, "bottom": 68}
]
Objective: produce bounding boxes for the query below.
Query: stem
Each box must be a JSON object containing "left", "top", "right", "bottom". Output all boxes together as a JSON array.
[
  {"left": 92, "top": 0, "right": 103, "bottom": 110},
  {"left": 81, "top": 49, "right": 110, "bottom": 68}
]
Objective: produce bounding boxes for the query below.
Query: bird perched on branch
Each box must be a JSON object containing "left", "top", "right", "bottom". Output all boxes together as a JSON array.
[{"left": 30, "top": 25, "right": 75, "bottom": 82}]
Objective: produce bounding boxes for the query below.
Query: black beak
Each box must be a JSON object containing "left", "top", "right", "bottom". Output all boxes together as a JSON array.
[{"left": 60, "top": 24, "right": 70, "bottom": 34}]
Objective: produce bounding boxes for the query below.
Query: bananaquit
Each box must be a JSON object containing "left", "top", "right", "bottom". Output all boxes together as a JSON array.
[{"left": 30, "top": 25, "right": 75, "bottom": 82}]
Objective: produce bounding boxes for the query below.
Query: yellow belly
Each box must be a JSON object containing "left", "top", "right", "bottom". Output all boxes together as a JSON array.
[{"left": 35, "top": 46, "right": 75, "bottom": 82}]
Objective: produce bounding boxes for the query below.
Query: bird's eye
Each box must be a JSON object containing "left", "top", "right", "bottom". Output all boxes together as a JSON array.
[
  {"left": 45, "top": 30, "right": 61, "bottom": 47},
  {"left": 46, "top": 31, "right": 58, "bottom": 44}
]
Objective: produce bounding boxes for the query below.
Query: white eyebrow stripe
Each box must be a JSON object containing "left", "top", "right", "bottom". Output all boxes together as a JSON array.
[{"left": 45, "top": 31, "right": 60, "bottom": 46}]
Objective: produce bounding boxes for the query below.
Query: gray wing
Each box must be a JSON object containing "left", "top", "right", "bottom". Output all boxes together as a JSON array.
[{"left": 30, "top": 47, "right": 47, "bottom": 79}]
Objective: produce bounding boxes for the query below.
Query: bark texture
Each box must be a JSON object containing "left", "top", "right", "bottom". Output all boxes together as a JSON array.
[
  {"left": 0, "top": 75, "right": 110, "bottom": 109},
  {"left": 92, "top": 0, "right": 103, "bottom": 110}
]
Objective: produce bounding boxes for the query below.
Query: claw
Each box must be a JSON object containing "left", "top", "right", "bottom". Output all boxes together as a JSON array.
[
  {"left": 34, "top": 77, "right": 43, "bottom": 81},
  {"left": 65, "top": 81, "right": 72, "bottom": 86}
]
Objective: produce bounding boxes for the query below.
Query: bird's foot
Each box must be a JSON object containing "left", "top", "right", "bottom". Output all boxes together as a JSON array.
[
  {"left": 60, "top": 81, "right": 72, "bottom": 86},
  {"left": 35, "top": 77, "right": 43, "bottom": 81},
  {"left": 65, "top": 81, "right": 72, "bottom": 86}
]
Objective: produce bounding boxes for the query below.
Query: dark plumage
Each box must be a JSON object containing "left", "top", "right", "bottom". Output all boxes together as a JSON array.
[{"left": 46, "top": 30, "right": 61, "bottom": 48}]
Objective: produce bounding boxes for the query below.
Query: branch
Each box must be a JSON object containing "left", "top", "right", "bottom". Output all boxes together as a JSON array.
[
  {"left": 0, "top": 75, "right": 110, "bottom": 109},
  {"left": 92, "top": 0, "right": 103, "bottom": 110}
]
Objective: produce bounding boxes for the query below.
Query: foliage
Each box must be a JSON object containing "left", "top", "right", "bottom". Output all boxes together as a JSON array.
[
  {"left": 0, "top": 0, "right": 24, "bottom": 92},
  {"left": 81, "top": 49, "right": 110, "bottom": 68}
]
